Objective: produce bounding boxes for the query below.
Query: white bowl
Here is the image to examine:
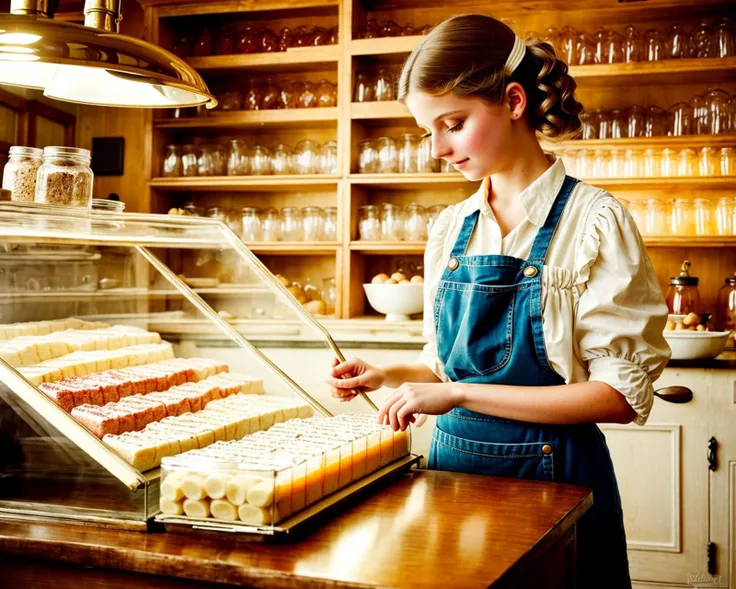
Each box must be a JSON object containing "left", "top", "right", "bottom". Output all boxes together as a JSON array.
[
  {"left": 663, "top": 330, "right": 729, "bottom": 360},
  {"left": 363, "top": 283, "right": 424, "bottom": 321}
]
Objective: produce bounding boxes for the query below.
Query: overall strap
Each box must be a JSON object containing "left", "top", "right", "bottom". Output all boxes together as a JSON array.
[
  {"left": 528, "top": 175, "right": 579, "bottom": 263},
  {"left": 449, "top": 209, "right": 481, "bottom": 257}
]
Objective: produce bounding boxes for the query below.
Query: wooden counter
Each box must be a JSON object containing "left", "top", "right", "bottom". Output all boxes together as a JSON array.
[{"left": 0, "top": 470, "right": 591, "bottom": 589}]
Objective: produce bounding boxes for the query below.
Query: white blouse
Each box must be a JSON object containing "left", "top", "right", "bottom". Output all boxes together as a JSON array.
[{"left": 417, "top": 157, "right": 671, "bottom": 425}]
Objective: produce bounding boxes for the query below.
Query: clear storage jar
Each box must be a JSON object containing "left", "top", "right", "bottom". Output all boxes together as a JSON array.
[
  {"left": 397, "top": 133, "right": 418, "bottom": 174},
  {"left": 381, "top": 203, "right": 404, "bottom": 240},
  {"left": 642, "top": 198, "right": 666, "bottom": 235},
  {"left": 404, "top": 203, "right": 428, "bottom": 240},
  {"left": 35, "top": 146, "right": 94, "bottom": 208},
  {"left": 375, "top": 137, "right": 398, "bottom": 173},
  {"left": 262, "top": 207, "right": 281, "bottom": 241},
  {"left": 358, "top": 139, "right": 378, "bottom": 173},
  {"left": 693, "top": 197, "right": 713, "bottom": 235},
  {"left": 2, "top": 146, "right": 42, "bottom": 202},
  {"left": 717, "top": 273, "right": 736, "bottom": 332},
  {"left": 162, "top": 145, "right": 183, "bottom": 177},
  {"left": 358, "top": 205, "right": 381, "bottom": 240},
  {"left": 303, "top": 206, "right": 325, "bottom": 241},
  {"left": 281, "top": 207, "right": 303, "bottom": 240},
  {"left": 240, "top": 206, "right": 262, "bottom": 241},
  {"left": 715, "top": 196, "right": 734, "bottom": 235},
  {"left": 181, "top": 144, "right": 198, "bottom": 176},
  {"left": 665, "top": 260, "right": 701, "bottom": 315},
  {"left": 322, "top": 206, "right": 338, "bottom": 241}
]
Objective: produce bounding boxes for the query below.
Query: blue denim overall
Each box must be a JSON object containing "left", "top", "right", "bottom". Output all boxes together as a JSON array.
[{"left": 428, "top": 176, "right": 631, "bottom": 588}]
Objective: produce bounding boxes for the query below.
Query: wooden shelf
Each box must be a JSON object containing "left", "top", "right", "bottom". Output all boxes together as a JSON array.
[
  {"left": 350, "top": 241, "right": 426, "bottom": 254},
  {"left": 351, "top": 101, "right": 412, "bottom": 120},
  {"left": 154, "top": 108, "right": 338, "bottom": 130},
  {"left": 569, "top": 57, "right": 736, "bottom": 86},
  {"left": 545, "top": 135, "right": 736, "bottom": 151},
  {"left": 185, "top": 45, "right": 341, "bottom": 73},
  {"left": 349, "top": 173, "right": 473, "bottom": 190},
  {"left": 582, "top": 176, "right": 736, "bottom": 190},
  {"left": 149, "top": 175, "right": 340, "bottom": 192},
  {"left": 244, "top": 242, "right": 340, "bottom": 255},
  {"left": 351, "top": 36, "right": 423, "bottom": 56}
]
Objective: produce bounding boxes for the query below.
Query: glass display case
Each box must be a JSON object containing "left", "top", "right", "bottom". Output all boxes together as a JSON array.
[{"left": 0, "top": 202, "right": 386, "bottom": 530}]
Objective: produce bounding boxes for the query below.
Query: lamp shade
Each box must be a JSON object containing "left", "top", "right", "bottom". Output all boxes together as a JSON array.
[{"left": 0, "top": 14, "right": 217, "bottom": 108}]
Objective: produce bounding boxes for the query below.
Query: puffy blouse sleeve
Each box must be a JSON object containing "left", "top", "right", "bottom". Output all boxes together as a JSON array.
[
  {"left": 416, "top": 205, "right": 455, "bottom": 383},
  {"left": 574, "top": 193, "right": 671, "bottom": 425}
]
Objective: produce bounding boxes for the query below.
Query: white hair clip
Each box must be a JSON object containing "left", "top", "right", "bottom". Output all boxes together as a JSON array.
[{"left": 504, "top": 35, "right": 526, "bottom": 75}]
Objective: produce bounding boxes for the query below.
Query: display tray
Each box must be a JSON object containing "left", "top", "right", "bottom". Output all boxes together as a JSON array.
[{"left": 157, "top": 454, "right": 420, "bottom": 541}]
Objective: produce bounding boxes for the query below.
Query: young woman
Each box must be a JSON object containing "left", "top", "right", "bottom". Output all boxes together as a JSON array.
[{"left": 326, "top": 14, "right": 670, "bottom": 588}]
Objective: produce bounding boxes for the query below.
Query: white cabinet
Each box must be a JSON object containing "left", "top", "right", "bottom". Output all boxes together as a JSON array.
[{"left": 602, "top": 367, "right": 735, "bottom": 588}]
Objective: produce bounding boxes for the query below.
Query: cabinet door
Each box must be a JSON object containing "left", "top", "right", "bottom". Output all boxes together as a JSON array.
[{"left": 600, "top": 368, "right": 711, "bottom": 585}]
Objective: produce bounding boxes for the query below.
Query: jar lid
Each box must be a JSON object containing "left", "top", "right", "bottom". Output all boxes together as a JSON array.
[
  {"left": 43, "top": 146, "right": 90, "bottom": 159},
  {"left": 724, "top": 275, "right": 736, "bottom": 286},
  {"left": 91, "top": 198, "right": 125, "bottom": 213},
  {"left": 670, "top": 260, "right": 699, "bottom": 286}
]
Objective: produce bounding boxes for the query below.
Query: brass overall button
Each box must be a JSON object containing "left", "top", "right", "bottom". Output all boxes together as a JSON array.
[
  {"left": 542, "top": 444, "right": 552, "bottom": 455},
  {"left": 447, "top": 257, "right": 460, "bottom": 271},
  {"left": 523, "top": 265, "right": 538, "bottom": 278}
]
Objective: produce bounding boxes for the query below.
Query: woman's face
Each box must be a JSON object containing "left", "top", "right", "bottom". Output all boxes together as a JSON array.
[{"left": 405, "top": 91, "right": 514, "bottom": 182}]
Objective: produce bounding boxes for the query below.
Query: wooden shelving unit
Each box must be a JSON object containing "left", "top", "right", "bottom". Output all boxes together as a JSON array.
[{"left": 141, "top": 0, "right": 736, "bottom": 319}]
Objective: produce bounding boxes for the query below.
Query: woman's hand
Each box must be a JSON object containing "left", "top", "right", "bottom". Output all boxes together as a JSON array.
[
  {"left": 326, "top": 357, "right": 386, "bottom": 402},
  {"left": 378, "top": 383, "right": 460, "bottom": 431}
]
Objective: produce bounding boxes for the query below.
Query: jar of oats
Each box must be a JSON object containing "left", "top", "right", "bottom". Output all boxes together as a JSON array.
[
  {"left": 2, "top": 146, "right": 43, "bottom": 202},
  {"left": 35, "top": 146, "right": 93, "bottom": 208}
]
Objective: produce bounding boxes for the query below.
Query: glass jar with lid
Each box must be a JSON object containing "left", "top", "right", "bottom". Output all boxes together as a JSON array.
[
  {"left": 665, "top": 260, "right": 701, "bottom": 314},
  {"left": 240, "top": 206, "right": 262, "bottom": 241},
  {"left": 677, "top": 148, "right": 697, "bottom": 177},
  {"left": 642, "top": 198, "right": 666, "bottom": 236},
  {"left": 720, "top": 147, "right": 735, "bottom": 176},
  {"left": 197, "top": 144, "right": 217, "bottom": 176},
  {"left": 322, "top": 206, "right": 338, "bottom": 241},
  {"left": 281, "top": 206, "right": 303, "bottom": 241},
  {"left": 660, "top": 148, "right": 677, "bottom": 177},
  {"left": 715, "top": 196, "right": 733, "bottom": 235},
  {"left": 162, "top": 145, "right": 183, "bottom": 177},
  {"left": 716, "top": 272, "right": 736, "bottom": 331},
  {"left": 358, "top": 205, "right": 381, "bottom": 240},
  {"left": 417, "top": 135, "right": 437, "bottom": 173},
  {"left": 271, "top": 144, "right": 292, "bottom": 175},
  {"left": 404, "top": 203, "right": 428, "bottom": 240},
  {"left": 642, "top": 148, "right": 661, "bottom": 177},
  {"left": 303, "top": 206, "right": 325, "bottom": 241},
  {"left": 693, "top": 197, "right": 714, "bottom": 235},
  {"left": 35, "top": 146, "right": 94, "bottom": 208},
  {"left": 427, "top": 204, "right": 448, "bottom": 233},
  {"left": 251, "top": 145, "right": 272, "bottom": 175},
  {"left": 262, "top": 207, "right": 281, "bottom": 241},
  {"left": 318, "top": 140, "right": 338, "bottom": 174},
  {"left": 699, "top": 146, "right": 717, "bottom": 176},
  {"left": 293, "top": 139, "right": 319, "bottom": 174},
  {"left": 226, "top": 140, "right": 250, "bottom": 176},
  {"left": 2, "top": 146, "right": 43, "bottom": 202}
]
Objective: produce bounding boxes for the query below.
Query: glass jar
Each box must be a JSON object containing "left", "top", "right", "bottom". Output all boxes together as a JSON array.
[
  {"left": 298, "top": 82, "right": 318, "bottom": 109},
  {"left": 182, "top": 202, "right": 203, "bottom": 217},
  {"left": 374, "top": 69, "right": 395, "bottom": 102},
  {"left": 316, "top": 80, "right": 337, "bottom": 108},
  {"left": 666, "top": 24, "right": 689, "bottom": 59},
  {"left": 181, "top": 144, "right": 198, "bottom": 176},
  {"left": 668, "top": 103, "right": 693, "bottom": 137},
  {"left": 322, "top": 206, "right": 338, "bottom": 241},
  {"left": 559, "top": 26, "right": 579, "bottom": 64},
  {"left": 576, "top": 148, "right": 594, "bottom": 177},
  {"left": 162, "top": 145, "right": 183, "bottom": 177},
  {"left": 670, "top": 198, "right": 694, "bottom": 236},
  {"left": 623, "top": 25, "right": 641, "bottom": 63},
  {"left": 597, "top": 110, "right": 611, "bottom": 139},
  {"left": 240, "top": 207, "right": 262, "bottom": 241},
  {"left": 250, "top": 145, "right": 272, "bottom": 175},
  {"left": 427, "top": 204, "right": 447, "bottom": 234},
  {"left": 717, "top": 273, "right": 736, "bottom": 332},
  {"left": 417, "top": 135, "right": 437, "bottom": 172},
  {"left": 2, "top": 146, "right": 42, "bottom": 202},
  {"left": 318, "top": 140, "right": 338, "bottom": 174},
  {"left": 579, "top": 112, "right": 597, "bottom": 139},
  {"left": 645, "top": 105, "right": 667, "bottom": 137},
  {"left": 643, "top": 29, "right": 665, "bottom": 61},
  {"left": 303, "top": 206, "right": 325, "bottom": 241},
  {"left": 215, "top": 27, "right": 235, "bottom": 55},
  {"left": 643, "top": 148, "right": 661, "bottom": 177},
  {"left": 193, "top": 28, "right": 213, "bottom": 57},
  {"left": 627, "top": 105, "right": 645, "bottom": 138},
  {"left": 358, "top": 139, "right": 378, "bottom": 173},
  {"left": 235, "top": 25, "right": 258, "bottom": 54},
  {"left": 227, "top": 140, "right": 250, "bottom": 176},
  {"left": 261, "top": 78, "right": 280, "bottom": 110},
  {"left": 281, "top": 207, "right": 303, "bottom": 241},
  {"left": 271, "top": 143, "right": 292, "bottom": 175},
  {"left": 293, "top": 139, "right": 319, "bottom": 174},
  {"left": 699, "top": 146, "right": 717, "bottom": 176},
  {"left": 715, "top": 196, "right": 733, "bottom": 235},
  {"left": 353, "top": 72, "right": 374, "bottom": 102},
  {"left": 321, "top": 277, "right": 337, "bottom": 315},
  {"left": 278, "top": 79, "right": 296, "bottom": 109},
  {"left": 205, "top": 206, "right": 229, "bottom": 224},
  {"left": 689, "top": 20, "right": 714, "bottom": 58},
  {"left": 665, "top": 260, "right": 701, "bottom": 315},
  {"left": 404, "top": 203, "right": 428, "bottom": 240},
  {"left": 704, "top": 88, "right": 730, "bottom": 135},
  {"left": 35, "top": 146, "right": 93, "bottom": 208},
  {"left": 660, "top": 148, "right": 677, "bottom": 177},
  {"left": 262, "top": 207, "right": 281, "bottom": 241},
  {"left": 693, "top": 197, "right": 713, "bottom": 235},
  {"left": 591, "top": 149, "right": 609, "bottom": 178},
  {"left": 397, "top": 133, "right": 418, "bottom": 174},
  {"left": 623, "top": 148, "right": 641, "bottom": 177},
  {"left": 721, "top": 147, "right": 736, "bottom": 176},
  {"left": 678, "top": 148, "right": 697, "bottom": 176},
  {"left": 358, "top": 205, "right": 381, "bottom": 240},
  {"left": 609, "top": 108, "right": 627, "bottom": 138},
  {"left": 197, "top": 144, "right": 217, "bottom": 176},
  {"left": 608, "top": 148, "right": 625, "bottom": 178},
  {"left": 690, "top": 94, "right": 706, "bottom": 135},
  {"left": 381, "top": 203, "right": 404, "bottom": 240},
  {"left": 715, "top": 17, "right": 735, "bottom": 58},
  {"left": 375, "top": 137, "right": 398, "bottom": 173},
  {"left": 642, "top": 198, "right": 666, "bottom": 236}
]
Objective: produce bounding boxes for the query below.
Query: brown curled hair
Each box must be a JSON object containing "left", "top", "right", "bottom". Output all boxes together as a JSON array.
[{"left": 397, "top": 14, "right": 583, "bottom": 141}]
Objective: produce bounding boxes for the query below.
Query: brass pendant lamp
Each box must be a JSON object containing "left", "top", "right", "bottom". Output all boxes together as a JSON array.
[{"left": 0, "top": 0, "right": 217, "bottom": 109}]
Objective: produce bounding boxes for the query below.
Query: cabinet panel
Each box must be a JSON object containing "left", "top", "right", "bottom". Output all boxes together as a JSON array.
[{"left": 602, "top": 368, "right": 711, "bottom": 585}]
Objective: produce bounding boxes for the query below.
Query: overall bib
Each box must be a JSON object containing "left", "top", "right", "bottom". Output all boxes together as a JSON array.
[{"left": 428, "top": 176, "right": 631, "bottom": 589}]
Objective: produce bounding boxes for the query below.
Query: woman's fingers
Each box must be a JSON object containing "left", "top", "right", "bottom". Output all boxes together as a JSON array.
[
  {"left": 330, "top": 359, "right": 359, "bottom": 378},
  {"left": 377, "top": 390, "right": 403, "bottom": 426},
  {"left": 397, "top": 403, "right": 417, "bottom": 431},
  {"left": 388, "top": 397, "right": 409, "bottom": 431},
  {"left": 325, "top": 374, "right": 363, "bottom": 389}
]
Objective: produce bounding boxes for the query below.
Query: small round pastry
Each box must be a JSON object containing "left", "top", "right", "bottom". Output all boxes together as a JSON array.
[
  {"left": 410, "top": 275, "right": 424, "bottom": 283},
  {"left": 371, "top": 273, "right": 389, "bottom": 284},
  {"left": 390, "top": 272, "right": 407, "bottom": 282}
]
